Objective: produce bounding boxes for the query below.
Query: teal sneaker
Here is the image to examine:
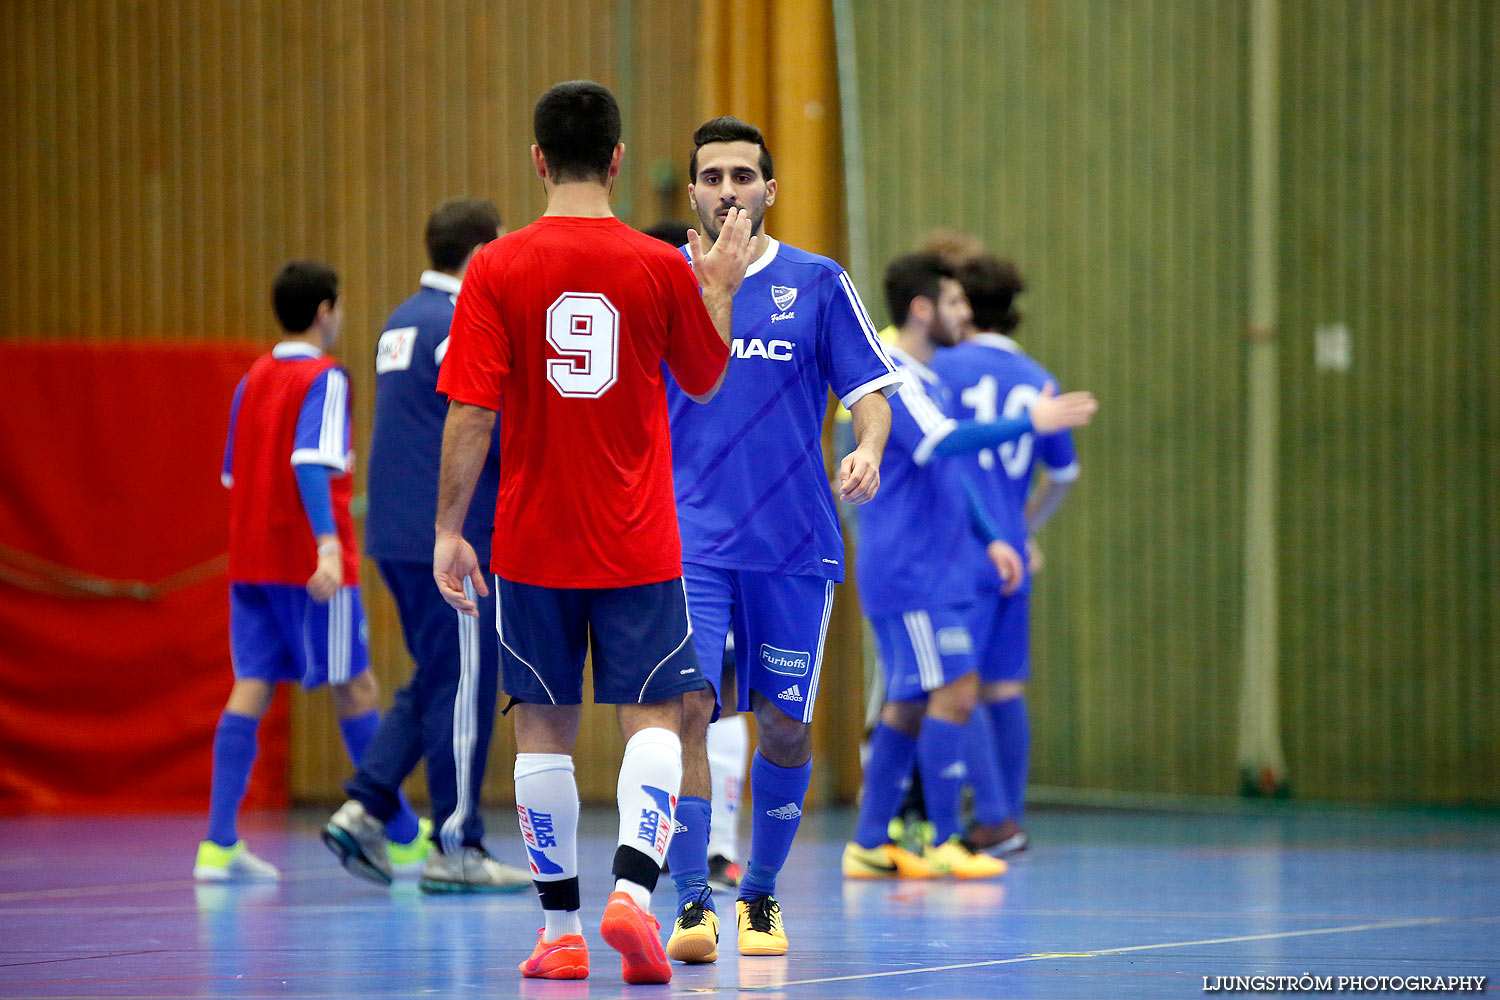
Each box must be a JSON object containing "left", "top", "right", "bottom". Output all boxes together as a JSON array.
[
  {"left": 418, "top": 844, "right": 531, "bottom": 894},
  {"left": 322, "top": 799, "right": 392, "bottom": 886}
]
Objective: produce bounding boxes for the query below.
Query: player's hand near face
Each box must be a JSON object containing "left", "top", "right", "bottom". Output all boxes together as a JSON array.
[
  {"left": 987, "top": 539, "right": 1026, "bottom": 596},
  {"left": 687, "top": 206, "right": 755, "bottom": 299},
  {"left": 306, "top": 538, "right": 342, "bottom": 603},
  {"left": 434, "top": 530, "right": 488, "bottom": 616},
  {"left": 838, "top": 446, "right": 881, "bottom": 504},
  {"left": 1030, "top": 382, "right": 1097, "bottom": 434}
]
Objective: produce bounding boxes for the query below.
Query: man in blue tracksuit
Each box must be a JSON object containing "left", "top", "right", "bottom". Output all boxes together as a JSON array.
[{"left": 322, "top": 197, "right": 528, "bottom": 893}]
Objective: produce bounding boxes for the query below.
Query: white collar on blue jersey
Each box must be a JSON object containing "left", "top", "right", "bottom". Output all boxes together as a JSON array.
[
  {"left": 744, "top": 236, "right": 781, "bottom": 278},
  {"left": 884, "top": 343, "right": 941, "bottom": 385},
  {"left": 971, "top": 332, "right": 1021, "bottom": 353},
  {"left": 272, "top": 341, "right": 323, "bottom": 359},
  {"left": 420, "top": 270, "right": 463, "bottom": 295}
]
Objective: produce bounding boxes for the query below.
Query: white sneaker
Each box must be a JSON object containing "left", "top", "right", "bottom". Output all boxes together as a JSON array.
[
  {"left": 194, "top": 840, "right": 280, "bottom": 882},
  {"left": 321, "top": 799, "right": 392, "bottom": 886},
  {"left": 418, "top": 845, "right": 531, "bottom": 894}
]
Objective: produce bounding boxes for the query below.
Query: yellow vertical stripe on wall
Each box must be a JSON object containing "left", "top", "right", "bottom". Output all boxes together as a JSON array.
[
  {"left": 697, "top": 0, "right": 844, "bottom": 259},
  {"left": 2, "top": 0, "right": 701, "bottom": 806},
  {"left": 698, "top": 0, "right": 861, "bottom": 803}
]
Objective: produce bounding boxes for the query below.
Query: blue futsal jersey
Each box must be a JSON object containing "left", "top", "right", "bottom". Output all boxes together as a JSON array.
[
  {"left": 855, "top": 346, "right": 990, "bottom": 617},
  {"left": 666, "top": 238, "right": 901, "bottom": 581},
  {"left": 365, "top": 271, "right": 501, "bottom": 565},
  {"left": 930, "top": 333, "right": 1079, "bottom": 561}
]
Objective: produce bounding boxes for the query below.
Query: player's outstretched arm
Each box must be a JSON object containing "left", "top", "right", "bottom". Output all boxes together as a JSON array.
[
  {"left": 1030, "top": 382, "right": 1097, "bottom": 434},
  {"left": 434, "top": 401, "right": 496, "bottom": 616},
  {"left": 839, "top": 391, "right": 892, "bottom": 504}
]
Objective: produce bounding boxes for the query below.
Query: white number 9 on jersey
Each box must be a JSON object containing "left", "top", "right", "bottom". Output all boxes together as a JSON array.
[{"left": 546, "top": 292, "right": 620, "bottom": 398}]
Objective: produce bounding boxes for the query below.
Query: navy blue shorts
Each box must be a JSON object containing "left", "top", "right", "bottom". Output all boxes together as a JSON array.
[{"left": 494, "top": 575, "right": 707, "bottom": 706}]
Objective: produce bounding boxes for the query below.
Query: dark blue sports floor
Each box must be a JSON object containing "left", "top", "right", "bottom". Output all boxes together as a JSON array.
[{"left": 1, "top": 804, "right": 1495, "bottom": 998}]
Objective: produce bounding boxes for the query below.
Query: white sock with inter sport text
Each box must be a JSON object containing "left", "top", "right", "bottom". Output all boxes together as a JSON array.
[
  {"left": 515, "top": 752, "right": 581, "bottom": 941},
  {"left": 613, "top": 727, "right": 682, "bottom": 909}
]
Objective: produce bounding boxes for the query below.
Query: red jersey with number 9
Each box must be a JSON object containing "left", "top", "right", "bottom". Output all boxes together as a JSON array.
[{"left": 437, "top": 215, "right": 728, "bottom": 588}]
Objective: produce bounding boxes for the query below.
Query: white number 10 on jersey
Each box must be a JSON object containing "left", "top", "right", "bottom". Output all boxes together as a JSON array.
[{"left": 546, "top": 292, "right": 620, "bottom": 398}]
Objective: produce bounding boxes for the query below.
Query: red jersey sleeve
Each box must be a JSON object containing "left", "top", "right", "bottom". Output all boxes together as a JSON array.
[
  {"left": 437, "top": 250, "right": 509, "bottom": 410},
  {"left": 661, "top": 256, "right": 730, "bottom": 397}
]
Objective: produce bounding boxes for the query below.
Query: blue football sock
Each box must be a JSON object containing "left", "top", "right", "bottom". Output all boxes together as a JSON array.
[
  {"left": 988, "top": 697, "right": 1030, "bottom": 823},
  {"left": 963, "top": 708, "right": 1009, "bottom": 826},
  {"left": 917, "top": 718, "right": 967, "bottom": 845},
  {"left": 852, "top": 723, "right": 919, "bottom": 849},
  {"left": 384, "top": 806, "right": 420, "bottom": 845},
  {"left": 738, "top": 752, "right": 811, "bottom": 901},
  {"left": 667, "top": 795, "right": 713, "bottom": 912},
  {"left": 339, "top": 710, "right": 421, "bottom": 843},
  {"left": 206, "top": 711, "right": 259, "bottom": 847},
  {"left": 338, "top": 710, "right": 380, "bottom": 765}
]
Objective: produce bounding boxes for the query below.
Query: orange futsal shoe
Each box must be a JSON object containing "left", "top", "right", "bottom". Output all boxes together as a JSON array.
[
  {"left": 599, "top": 890, "right": 672, "bottom": 985},
  {"left": 519, "top": 930, "right": 589, "bottom": 980}
]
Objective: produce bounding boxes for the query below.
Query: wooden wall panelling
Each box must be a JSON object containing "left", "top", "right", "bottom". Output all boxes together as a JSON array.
[
  {"left": 849, "top": 0, "right": 1249, "bottom": 796},
  {"left": 1276, "top": 0, "right": 1499, "bottom": 803}
]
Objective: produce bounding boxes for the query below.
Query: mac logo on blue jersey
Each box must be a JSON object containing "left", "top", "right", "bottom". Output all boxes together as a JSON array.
[
  {"left": 771, "top": 285, "right": 798, "bottom": 312},
  {"left": 760, "top": 643, "right": 810, "bottom": 678}
]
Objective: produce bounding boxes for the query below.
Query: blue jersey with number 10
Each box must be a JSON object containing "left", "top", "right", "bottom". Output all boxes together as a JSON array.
[
  {"left": 667, "top": 238, "right": 901, "bottom": 581},
  {"left": 930, "top": 333, "right": 1080, "bottom": 554}
]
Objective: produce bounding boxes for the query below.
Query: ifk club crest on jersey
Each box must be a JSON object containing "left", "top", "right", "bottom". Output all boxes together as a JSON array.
[{"left": 771, "top": 284, "right": 797, "bottom": 322}]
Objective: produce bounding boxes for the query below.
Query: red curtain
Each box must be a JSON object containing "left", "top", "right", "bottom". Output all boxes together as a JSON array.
[{"left": 0, "top": 341, "right": 289, "bottom": 813}]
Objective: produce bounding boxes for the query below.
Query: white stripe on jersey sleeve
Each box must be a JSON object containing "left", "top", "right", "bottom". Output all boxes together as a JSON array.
[
  {"left": 896, "top": 373, "right": 958, "bottom": 466},
  {"left": 838, "top": 272, "right": 897, "bottom": 373},
  {"left": 838, "top": 371, "right": 905, "bottom": 410},
  {"left": 1046, "top": 461, "right": 1082, "bottom": 483},
  {"left": 897, "top": 374, "right": 949, "bottom": 433},
  {"left": 293, "top": 370, "right": 350, "bottom": 470},
  {"left": 321, "top": 370, "right": 347, "bottom": 459}
]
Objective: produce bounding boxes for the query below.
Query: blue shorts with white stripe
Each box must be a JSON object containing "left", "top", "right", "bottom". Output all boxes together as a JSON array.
[
  {"left": 684, "top": 563, "right": 836, "bottom": 725},
  {"left": 870, "top": 604, "right": 977, "bottom": 702},
  {"left": 229, "top": 582, "right": 369, "bottom": 689}
]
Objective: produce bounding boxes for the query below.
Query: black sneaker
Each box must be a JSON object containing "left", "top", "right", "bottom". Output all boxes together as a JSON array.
[{"left": 706, "top": 853, "right": 742, "bottom": 890}]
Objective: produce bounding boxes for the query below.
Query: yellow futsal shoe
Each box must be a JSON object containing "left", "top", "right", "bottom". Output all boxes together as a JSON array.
[
  {"left": 194, "top": 840, "right": 279, "bottom": 882},
  {"left": 841, "top": 841, "right": 933, "bottom": 879},
  {"left": 736, "top": 895, "right": 788, "bottom": 956},
  {"left": 888, "top": 816, "right": 935, "bottom": 857},
  {"left": 925, "top": 837, "right": 1009, "bottom": 880},
  {"left": 665, "top": 889, "right": 720, "bottom": 964},
  {"left": 387, "top": 817, "right": 433, "bottom": 875}
]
